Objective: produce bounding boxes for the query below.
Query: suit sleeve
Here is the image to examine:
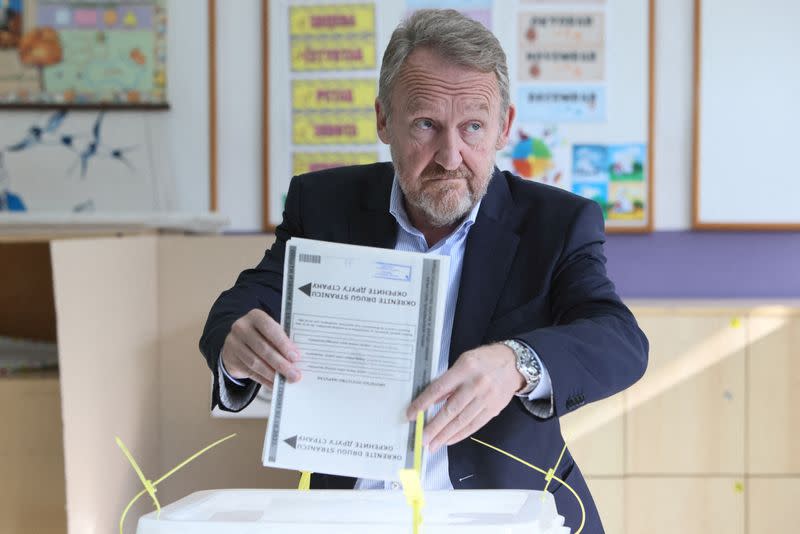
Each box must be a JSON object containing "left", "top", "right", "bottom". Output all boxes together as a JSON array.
[
  {"left": 516, "top": 200, "right": 649, "bottom": 418},
  {"left": 199, "top": 176, "right": 305, "bottom": 411}
]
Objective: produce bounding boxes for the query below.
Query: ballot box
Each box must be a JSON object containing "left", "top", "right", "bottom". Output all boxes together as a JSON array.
[{"left": 136, "top": 489, "right": 571, "bottom": 534}]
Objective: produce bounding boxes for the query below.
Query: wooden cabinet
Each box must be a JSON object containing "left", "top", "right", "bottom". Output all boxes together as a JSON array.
[
  {"left": 584, "top": 478, "right": 624, "bottom": 534},
  {"left": 560, "top": 303, "right": 799, "bottom": 533},
  {"left": 0, "top": 374, "right": 65, "bottom": 534},
  {"left": 625, "top": 478, "right": 745, "bottom": 534},
  {"left": 747, "top": 477, "right": 800, "bottom": 532},
  {"left": 748, "top": 313, "right": 800, "bottom": 474},
  {"left": 560, "top": 394, "right": 625, "bottom": 477},
  {"left": 626, "top": 312, "right": 746, "bottom": 474},
  {"left": 0, "top": 234, "right": 297, "bottom": 534}
]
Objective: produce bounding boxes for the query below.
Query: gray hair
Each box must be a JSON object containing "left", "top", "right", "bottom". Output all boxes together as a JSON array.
[{"left": 378, "top": 9, "right": 510, "bottom": 120}]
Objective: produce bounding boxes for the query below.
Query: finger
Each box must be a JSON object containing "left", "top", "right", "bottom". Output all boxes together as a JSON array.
[
  {"left": 226, "top": 345, "right": 272, "bottom": 388},
  {"left": 248, "top": 370, "right": 274, "bottom": 389},
  {"left": 428, "top": 399, "right": 484, "bottom": 452},
  {"left": 249, "top": 371, "right": 274, "bottom": 390},
  {"left": 443, "top": 410, "right": 489, "bottom": 448},
  {"left": 260, "top": 344, "right": 302, "bottom": 383},
  {"left": 250, "top": 309, "right": 301, "bottom": 362},
  {"left": 230, "top": 337, "right": 281, "bottom": 384},
  {"left": 406, "top": 369, "right": 464, "bottom": 419},
  {"left": 240, "top": 327, "right": 302, "bottom": 383},
  {"left": 422, "top": 386, "right": 476, "bottom": 446}
]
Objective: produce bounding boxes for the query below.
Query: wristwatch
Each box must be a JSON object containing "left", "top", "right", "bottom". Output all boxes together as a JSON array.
[{"left": 501, "top": 339, "right": 541, "bottom": 396}]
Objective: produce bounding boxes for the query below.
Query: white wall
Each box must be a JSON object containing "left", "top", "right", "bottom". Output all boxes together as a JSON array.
[
  {"left": 651, "top": 0, "right": 694, "bottom": 230},
  {"left": 166, "top": 0, "right": 211, "bottom": 215},
  {"left": 214, "top": 0, "right": 263, "bottom": 231},
  {"left": 208, "top": 0, "right": 698, "bottom": 231}
]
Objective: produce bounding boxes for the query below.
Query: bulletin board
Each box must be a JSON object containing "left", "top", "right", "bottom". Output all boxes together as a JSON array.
[
  {"left": 692, "top": 0, "right": 800, "bottom": 230},
  {"left": 0, "top": 0, "right": 168, "bottom": 108},
  {"left": 263, "top": 0, "right": 654, "bottom": 232},
  {"left": 0, "top": 0, "right": 217, "bottom": 221}
]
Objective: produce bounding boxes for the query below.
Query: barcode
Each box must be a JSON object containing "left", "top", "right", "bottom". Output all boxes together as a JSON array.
[{"left": 299, "top": 254, "right": 321, "bottom": 264}]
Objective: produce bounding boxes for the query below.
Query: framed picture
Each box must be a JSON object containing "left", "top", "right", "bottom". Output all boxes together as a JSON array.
[
  {"left": 0, "top": 0, "right": 168, "bottom": 109},
  {"left": 0, "top": 0, "right": 218, "bottom": 220},
  {"left": 692, "top": 0, "right": 800, "bottom": 230}
]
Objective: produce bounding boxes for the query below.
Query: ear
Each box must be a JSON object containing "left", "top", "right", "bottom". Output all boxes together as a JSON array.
[
  {"left": 495, "top": 103, "right": 516, "bottom": 150},
  {"left": 375, "top": 98, "right": 391, "bottom": 144}
]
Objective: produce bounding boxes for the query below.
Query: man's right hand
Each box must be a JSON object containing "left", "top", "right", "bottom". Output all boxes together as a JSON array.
[{"left": 220, "top": 309, "right": 302, "bottom": 388}]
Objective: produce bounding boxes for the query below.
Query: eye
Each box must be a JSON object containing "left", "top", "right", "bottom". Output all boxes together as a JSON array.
[
  {"left": 465, "top": 122, "right": 482, "bottom": 132},
  {"left": 414, "top": 118, "right": 434, "bottom": 130}
]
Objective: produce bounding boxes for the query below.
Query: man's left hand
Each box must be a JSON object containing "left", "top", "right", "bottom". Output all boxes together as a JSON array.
[{"left": 406, "top": 344, "right": 525, "bottom": 452}]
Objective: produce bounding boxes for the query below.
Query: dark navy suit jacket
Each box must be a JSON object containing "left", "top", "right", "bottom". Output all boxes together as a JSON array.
[{"left": 200, "top": 162, "right": 649, "bottom": 533}]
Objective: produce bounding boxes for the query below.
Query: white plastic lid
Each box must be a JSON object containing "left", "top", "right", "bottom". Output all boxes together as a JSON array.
[{"left": 136, "top": 489, "right": 570, "bottom": 534}]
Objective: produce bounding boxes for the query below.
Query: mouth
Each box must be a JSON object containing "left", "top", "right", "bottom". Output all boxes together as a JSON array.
[{"left": 424, "top": 173, "right": 470, "bottom": 181}]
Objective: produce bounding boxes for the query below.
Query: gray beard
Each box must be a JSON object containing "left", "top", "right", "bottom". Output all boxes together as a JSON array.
[{"left": 392, "top": 148, "right": 495, "bottom": 228}]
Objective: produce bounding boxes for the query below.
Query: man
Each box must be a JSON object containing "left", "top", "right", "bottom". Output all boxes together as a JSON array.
[{"left": 200, "top": 9, "right": 648, "bottom": 533}]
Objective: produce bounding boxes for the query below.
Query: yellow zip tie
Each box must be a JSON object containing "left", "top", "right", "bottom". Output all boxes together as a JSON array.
[
  {"left": 470, "top": 437, "right": 585, "bottom": 534},
  {"left": 116, "top": 433, "right": 237, "bottom": 534},
  {"left": 542, "top": 442, "right": 568, "bottom": 497},
  {"left": 116, "top": 437, "right": 161, "bottom": 517},
  {"left": 398, "top": 411, "right": 425, "bottom": 534},
  {"left": 413, "top": 410, "right": 423, "bottom": 473},
  {"left": 298, "top": 471, "right": 312, "bottom": 490}
]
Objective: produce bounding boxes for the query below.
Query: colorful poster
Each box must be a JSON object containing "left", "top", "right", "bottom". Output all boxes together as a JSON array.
[
  {"left": 0, "top": 0, "right": 167, "bottom": 106},
  {"left": 290, "top": 4, "right": 375, "bottom": 36},
  {"left": 290, "top": 4, "right": 376, "bottom": 72},
  {"left": 516, "top": 85, "right": 606, "bottom": 122},
  {"left": 291, "top": 37, "right": 376, "bottom": 71},
  {"left": 292, "top": 79, "right": 376, "bottom": 111},
  {"left": 405, "top": 0, "right": 492, "bottom": 28},
  {"left": 517, "top": 11, "right": 605, "bottom": 82},
  {"left": 293, "top": 152, "right": 378, "bottom": 175},
  {"left": 293, "top": 111, "right": 377, "bottom": 145},
  {"left": 498, "top": 125, "right": 570, "bottom": 188},
  {"left": 572, "top": 143, "right": 647, "bottom": 221},
  {"left": 285, "top": 2, "right": 380, "bottom": 184}
]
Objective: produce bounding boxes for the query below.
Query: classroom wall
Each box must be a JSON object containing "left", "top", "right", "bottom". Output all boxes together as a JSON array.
[
  {"left": 209, "top": 0, "right": 800, "bottom": 300},
  {"left": 209, "top": 0, "right": 697, "bottom": 231},
  {"left": 0, "top": 0, "right": 740, "bottom": 231},
  {"left": 0, "top": 0, "right": 792, "bottom": 246}
]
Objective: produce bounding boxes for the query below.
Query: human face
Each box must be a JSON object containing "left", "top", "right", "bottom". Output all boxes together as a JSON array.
[{"left": 376, "top": 47, "right": 515, "bottom": 229}]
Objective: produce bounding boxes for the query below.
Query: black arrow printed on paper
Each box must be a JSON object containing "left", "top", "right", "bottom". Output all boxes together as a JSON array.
[
  {"left": 284, "top": 436, "right": 298, "bottom": 449},
  {"left": 299, "top": 283, "right": 312, "bottom": 296}
]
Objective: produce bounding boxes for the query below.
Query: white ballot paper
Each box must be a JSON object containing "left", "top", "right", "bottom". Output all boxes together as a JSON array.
[{"left": 263, "top": 238, "right": 449, "bottom": 481}]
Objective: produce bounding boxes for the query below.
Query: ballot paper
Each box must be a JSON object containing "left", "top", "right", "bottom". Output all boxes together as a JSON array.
[{"left": 263, "top": 238, "right": 449, "bottom": 481}]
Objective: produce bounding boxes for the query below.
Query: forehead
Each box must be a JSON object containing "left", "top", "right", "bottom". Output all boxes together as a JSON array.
[{"left": 392, "top": 48, "right": 499, "bottom": 112}]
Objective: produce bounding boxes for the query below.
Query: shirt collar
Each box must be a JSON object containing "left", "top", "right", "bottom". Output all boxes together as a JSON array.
[{"left": 388, "top": 175, "right": 482, "bottom": 241}]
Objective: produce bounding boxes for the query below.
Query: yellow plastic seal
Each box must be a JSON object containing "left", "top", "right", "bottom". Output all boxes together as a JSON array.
[
  {"left": 471, "top": 437, "right": 586, "bottom": 534},
  {"left": 116, "top": 433, "right": 237, "bottom": 534},
  {"left": 298, "top": 471, "right": 312, "bottom": 491},
  {"left": 398, "top": 411, "right": 425, "bottom": 534}
]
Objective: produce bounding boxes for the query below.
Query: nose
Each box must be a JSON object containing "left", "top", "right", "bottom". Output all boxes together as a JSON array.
[{"left": 434, "top": 129, "right": 463, "bottom": 171}]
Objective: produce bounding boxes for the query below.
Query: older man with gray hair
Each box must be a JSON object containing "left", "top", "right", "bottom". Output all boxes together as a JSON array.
[{"left": 201, "top": 9, "right": 648, "bottom": 533}]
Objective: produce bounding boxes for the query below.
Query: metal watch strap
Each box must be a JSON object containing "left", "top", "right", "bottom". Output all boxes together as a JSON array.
[{"left": 501, "top": 339, "right": 541, "bottom": 396}]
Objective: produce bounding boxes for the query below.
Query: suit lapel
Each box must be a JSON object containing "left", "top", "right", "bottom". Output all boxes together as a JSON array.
[
  {"left": 449, "top": 171, "right": 522, "bottom": 366},
  {"left": 342, "top": 164, "right": 522, "bottom": 365},
  {"left": 347, "top": 164, "right": 398, "bottom": 249}
]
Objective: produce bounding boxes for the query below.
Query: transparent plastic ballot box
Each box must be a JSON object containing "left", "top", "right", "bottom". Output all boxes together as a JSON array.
[{"left": 136, "top": 489, "right": 571, "bottom": 534}]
